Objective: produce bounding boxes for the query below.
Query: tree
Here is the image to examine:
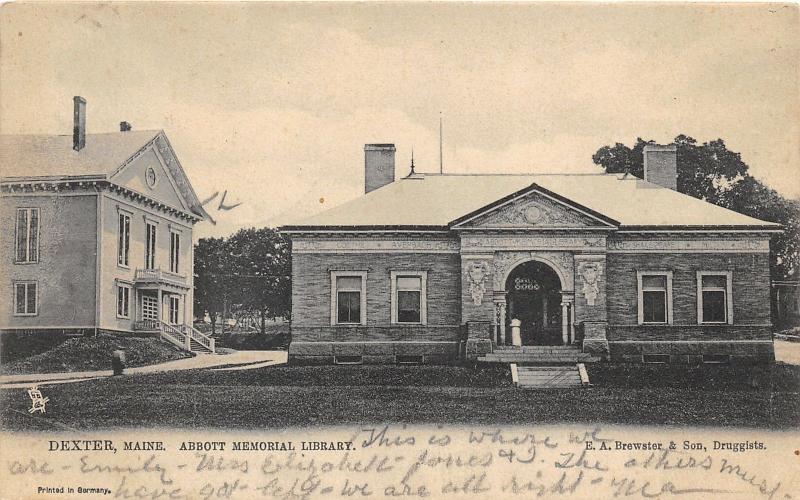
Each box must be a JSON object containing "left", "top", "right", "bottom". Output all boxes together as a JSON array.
[
  {"left": 221, "top": 227, "right": 291, "bottom": 335},
  {"left": 193, "top": 237, "right": 227, "bottom": 335},
  {"left": 592, "top": 136, "right": 799, "bottom": 281}
]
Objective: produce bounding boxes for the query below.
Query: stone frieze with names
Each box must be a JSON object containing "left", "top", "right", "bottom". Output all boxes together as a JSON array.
[
  {"left": 462, "top": 235, "right": 606, "bottom": 252},
  {"left": 293, "top": 239, "right": 461, "bottom": 253},
  {"left": 607, "top": 238, "right": 769, "bottom": 253}
]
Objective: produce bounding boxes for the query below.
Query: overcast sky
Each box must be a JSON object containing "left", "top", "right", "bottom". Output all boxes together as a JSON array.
[{"left": 1, "top": 2, "right": 798, "bottom": 238}]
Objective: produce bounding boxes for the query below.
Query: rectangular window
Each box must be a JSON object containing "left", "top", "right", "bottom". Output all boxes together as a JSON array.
[
  {"left": 169, "top": 296, "right": 180, "bottom": 324},
  {"left": 170, "top": 231, "right": 180, "bottom": 273},
  {"left": 331, "top": 272, "right": 366, "bottom": 325},
  {"left": 145, "top": 222, "right": 157, "bottom": 269},
  {"left": 698, "top": 272, "right": 732, "bottom": 324},
  {"left": 13, "top": 281, "right": 37, "bottom": 316},
  {"left": 15, "top": 208, "right": 39, "bottom": 263},
  {"left": 118, "top": 212, "right": 131, "bottom": 267},
  {"left": 117, "top": 284, "right": 131, "bottom": 318},
  {"left": 391, "top": 271, "right": 427, "bottom": 324},
  {"left": 637, "top": 272, "right": 672, "bottom": 324}
]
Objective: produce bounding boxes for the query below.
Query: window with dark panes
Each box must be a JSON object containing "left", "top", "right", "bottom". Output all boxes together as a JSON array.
[
  {"left": 145, "top": 223, "right": 157, "bottom": 269},
  {"left": 641, "top": 275, "right": 667, "bottom": 323},
  {"left": 15, "top": 208, "right": 39, "bottom": 263},
  {"left": 118, "top": 213, "right": 130, "bottom": 266},
  {"left": 701, "top": 274, "right": 728, "bottom": 323},
  {"left": 170, "top": 232, "right": 180, "bottom": 273},
  {"left": 396, "top": 276, "right": 422, "bottom": 323},
  {"left": 117, "top": 285, "right": 130, "bottom": 318},
  {"left": 169, "top": 296, "right": 180, "bottom": 324},
  {"left": 336, "top": 276, "right": 362, "bottom": 324},
  {"left": 14, "top": 282, "right": 37, "bottom": 315}
]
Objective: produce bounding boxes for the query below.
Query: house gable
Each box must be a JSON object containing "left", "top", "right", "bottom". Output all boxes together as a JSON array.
[
  {"left": 108, "top": 132, "right": 209, "bottom": 220},
  {"left": 451, "top": 184, "right": 619, "bottom": 230},
  {"left": 111, "top": 143, "right": 187, "bottom": 210}
]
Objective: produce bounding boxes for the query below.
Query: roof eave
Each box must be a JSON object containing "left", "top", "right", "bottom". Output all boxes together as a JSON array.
[
  {"left": 280, "top": 225, "right": 450, "bottom": 234},
  {"left": 617, "top": 225, "right": 783, "bottom": 233},
  {"left": 1, "top": 174, "right": 107, "bottom": 183}
]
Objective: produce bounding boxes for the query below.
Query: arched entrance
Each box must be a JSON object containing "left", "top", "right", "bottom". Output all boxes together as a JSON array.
[{"left": 505, "top": 261, "right": 564, "bottom": 345}]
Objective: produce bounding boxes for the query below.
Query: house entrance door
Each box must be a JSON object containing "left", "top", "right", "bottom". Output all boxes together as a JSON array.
[
  {"left": 505, "top": 261, "right": 563, "bottom": 345},
  {"left": 142, "top": 295, "right": 158, "bottom": 321}
]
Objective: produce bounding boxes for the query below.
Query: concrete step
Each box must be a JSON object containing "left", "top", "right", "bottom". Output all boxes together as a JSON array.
[
  {"left": 514, "top": 365, "right": 584, "bottom": 389},
  {"left": 189, "top": 339, "right": 213, "bottom": 353},
  {"left": 495, "top": 346, "right": 582, "bottom": 351},
  {"left": 479, "top": 355, "right": 600, "bottom": 363}
]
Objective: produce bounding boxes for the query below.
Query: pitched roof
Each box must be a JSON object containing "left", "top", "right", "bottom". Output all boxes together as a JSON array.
[
  {"left": 286, "top": 173, "right": 780, "bottom": 230},
  {"left": 0, "top": 130, "right": 161, "bottom": 180},
  {"left": 0, "top": 130, "right": 209, "bottom": 220}
]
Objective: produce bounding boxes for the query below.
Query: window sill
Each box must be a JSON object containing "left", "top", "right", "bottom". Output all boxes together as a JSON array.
[
  {"left": 117, "top": 264, "right": 131, "bottom": 270},
  {"left": 393, "top": 322, "right": 426, "bottom": 326},
  {"left": 640, "top": 322, "right": 671, "bottom": 326},
  {"left": 13, "top": 313, "right": 38, "bottom": 317},
  {"left": 13, "top": 261, "right": 39, "bottom": 265}
]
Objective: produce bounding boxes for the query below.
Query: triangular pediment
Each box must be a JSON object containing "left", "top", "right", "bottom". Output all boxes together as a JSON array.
[
  {"left": 451, "top": 185, "right": 618, "bottom": 229},
  {"left": 109, "top": 132, "right": 209, "bottom": 220}
]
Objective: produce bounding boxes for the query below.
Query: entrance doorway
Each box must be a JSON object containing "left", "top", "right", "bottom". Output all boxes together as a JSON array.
[
  {"left": 142, "top": 294, "right": 158, "bottom": 321},
  {"left": 505, "top": 261, "right": 563, "bottom": 345}
]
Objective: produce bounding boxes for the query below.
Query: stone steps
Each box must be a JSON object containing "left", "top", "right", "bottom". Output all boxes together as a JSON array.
[
  {"left": 513, "top": 364, "right": 587, "bottom": 389},
  {"left": 494, "top": 346, "right": 583, "bottom": 352},
  {"left": 479, "top": 345, "right": 600, "bottom": 363},
  {"left": 478, "top": 354, "right": 600, "bottom": 363},
  {"left": 189, "top": 339, "right": 214, "bottom": 353}
]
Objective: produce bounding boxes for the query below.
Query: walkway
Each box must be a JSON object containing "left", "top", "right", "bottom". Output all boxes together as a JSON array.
[{"left": 0, "top": 350, "right": 287, "bottom": 388}]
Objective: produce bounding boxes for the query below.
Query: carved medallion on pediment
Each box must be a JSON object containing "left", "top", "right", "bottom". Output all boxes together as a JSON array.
[{"left": 468, "top": 192, "right": 596, "bottom": 228}]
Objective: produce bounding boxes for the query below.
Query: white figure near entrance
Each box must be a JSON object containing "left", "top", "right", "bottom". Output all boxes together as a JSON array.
[{"left": 510, "top": 319, "right": 522, "bottom": 346}]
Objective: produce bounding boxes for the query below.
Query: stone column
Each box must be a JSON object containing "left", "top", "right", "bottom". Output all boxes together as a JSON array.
[
  {"left": 560, "top": 292, "right": 576, "bottom": 345},
  {"left": 570, "top": 300, "right": 576, "bottom": 345},
  {"left": 498, "top": 301, "right": 507, "bottom": 345},
  {"left": 560, "top": 301, "right": 569, "bottom": 345}
]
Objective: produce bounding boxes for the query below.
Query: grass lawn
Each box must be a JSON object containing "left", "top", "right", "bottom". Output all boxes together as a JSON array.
[
  {"left": 0, "top": 333, "right": 192, "bottom": 375},
  {"left": 1, "top": 363, "right": 797, "bottom": 431}
]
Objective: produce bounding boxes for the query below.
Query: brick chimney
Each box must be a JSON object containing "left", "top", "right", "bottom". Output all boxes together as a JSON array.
[
  {"left": 73, "top": 96, "right": 86, "bottom": 151},
  {"left": 643, "top": 144, "right": 677, "bottom": 190},
  {"left": 364, "top": 144, "right": 395, "bottom": 194}
]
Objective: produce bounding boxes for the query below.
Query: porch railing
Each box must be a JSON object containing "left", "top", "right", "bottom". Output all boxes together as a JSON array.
[
  {"left": 136, "top": 320, "right": 216, "bottom": 354},
  {"left": 134, "top": 268, "right": 187, "bottom": 287},
  {"left": 179, "top": 323, "right": 216, "bottom": 353},
  {"left": 134, "top": 319, "right": 161, "bottom": 331},
  {"left": 160, "top": 321, "right": 189, "bottom": 350}
]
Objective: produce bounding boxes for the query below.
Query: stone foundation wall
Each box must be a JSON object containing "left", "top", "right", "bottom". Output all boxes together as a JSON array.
[{"left": 608, "top": 340, "right": 775, "bottom": 364}]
